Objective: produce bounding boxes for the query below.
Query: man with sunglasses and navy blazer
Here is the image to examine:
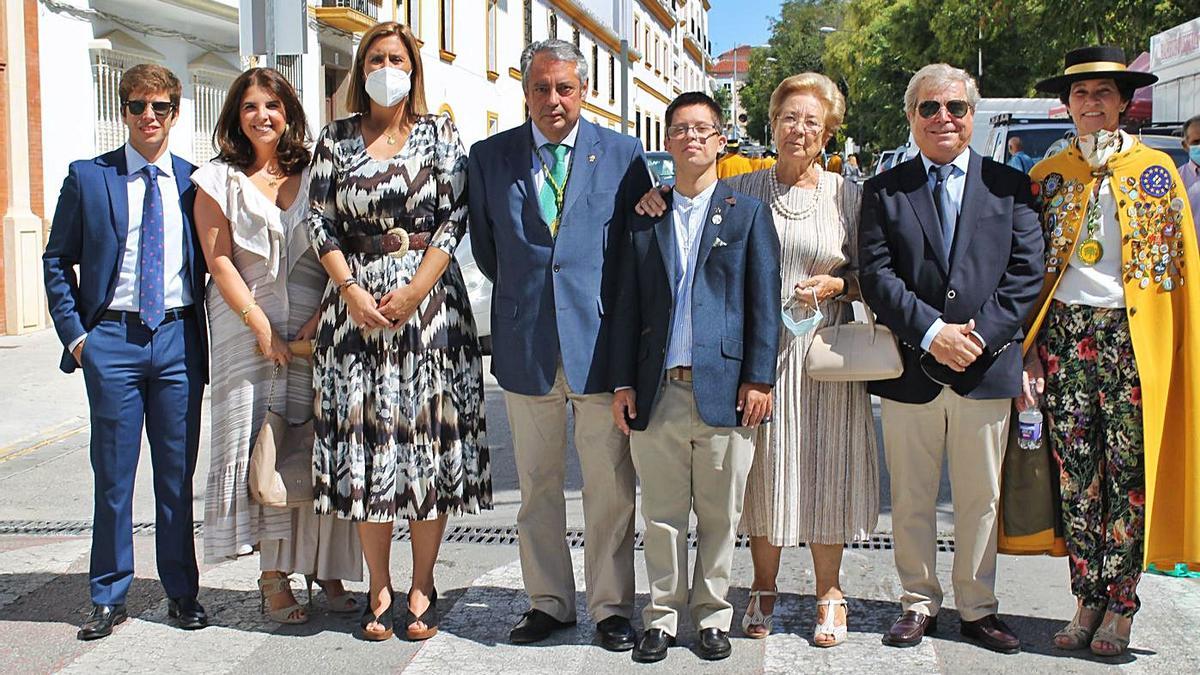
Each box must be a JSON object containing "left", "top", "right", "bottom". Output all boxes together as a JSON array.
[
  {"left": 43, "top": 64, "right": 209, "bottom": 640},
  {"left": 858, "top": 64, "right": 1043, "bottom": 654}
]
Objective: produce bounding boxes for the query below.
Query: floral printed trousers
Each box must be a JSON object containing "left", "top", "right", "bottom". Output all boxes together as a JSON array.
[{"left": 1040, "top": 300, "right": 1145, "bottom": 617}]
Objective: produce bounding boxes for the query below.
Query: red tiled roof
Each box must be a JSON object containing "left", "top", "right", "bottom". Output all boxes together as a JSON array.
[{"left": 711, "top": 46, "right": 754, "bottom": 77}]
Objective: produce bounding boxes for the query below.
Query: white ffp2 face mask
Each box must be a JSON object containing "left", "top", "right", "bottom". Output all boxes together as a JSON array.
[{"left": 364, "top": 67, "right": 412, "bottom": 108}]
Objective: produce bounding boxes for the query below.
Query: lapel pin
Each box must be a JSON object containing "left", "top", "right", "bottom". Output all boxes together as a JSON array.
[
  {"left": 588, "top": 154, "right": 596, "bottom": 163},
  {"left": 724, "top": 195, "right": 737, "bottom": 206},
  {"left": 712, "top": 213, "right": 723, "bottom": 225}
]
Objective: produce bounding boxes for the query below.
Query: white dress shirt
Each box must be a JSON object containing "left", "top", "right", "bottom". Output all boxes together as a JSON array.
[
  {"left": 70, "top": 144, "right": 191, "bottom": 353},
  {"left": 530, "top": 121, "right": 579, "bottom": 195},
  {"left": 918, "top": 149, "right": 971, "bottom": 351},
  {"left": 665, "top": 180, "right": 719, "bottom": 369}
]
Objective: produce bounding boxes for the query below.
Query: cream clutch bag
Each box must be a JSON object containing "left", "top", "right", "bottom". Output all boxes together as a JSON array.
[{"left": 804, "top": 305, "right": 903, "bottom": 382}]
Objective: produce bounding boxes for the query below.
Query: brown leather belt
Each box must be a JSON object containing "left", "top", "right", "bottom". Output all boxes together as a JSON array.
[
  {"left": 666, "top": 366, "right": 693, "bottom": 382},
  {"left": 343, "top": 230, "right": 433, "bottom": 257}
]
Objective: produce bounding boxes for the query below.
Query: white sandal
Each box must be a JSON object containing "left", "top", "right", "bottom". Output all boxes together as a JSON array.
[
  {"left": 742, "top": 588, "right": 778, "bottom": 639},
  {"left": 813, "top": 598, "right": 848, "bottom": 647}
]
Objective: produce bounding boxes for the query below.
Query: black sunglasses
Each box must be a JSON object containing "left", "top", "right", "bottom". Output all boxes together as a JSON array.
[
  {"left": 123, "top": 99, "right": 176, "bottom": 117},
  {"left": 917, "top": 99, "right": 972, "bottom": 119}
]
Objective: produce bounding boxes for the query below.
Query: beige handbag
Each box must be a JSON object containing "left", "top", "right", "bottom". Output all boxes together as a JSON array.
[
  {"left": 804, "top": 303, "right": 903, "bottom": 382},
  {"left": 249, "top": 365, "right": 315, "bottom": 508}
]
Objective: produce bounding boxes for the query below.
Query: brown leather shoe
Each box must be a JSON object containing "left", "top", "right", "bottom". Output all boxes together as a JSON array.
[
  {"left": 961, "top": 614, "right": 1020, "bottom": 654},
  {"left": 882, "top": 610, "right": 937, "bottom": 647}
]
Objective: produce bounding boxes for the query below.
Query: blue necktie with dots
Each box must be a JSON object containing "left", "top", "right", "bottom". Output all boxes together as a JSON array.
[{"left": 139, "top": 165, "right": 165, "bottom": 329}]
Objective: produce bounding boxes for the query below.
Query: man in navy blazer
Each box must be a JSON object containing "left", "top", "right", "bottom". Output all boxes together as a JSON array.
[
  {"left": 42, "top": 64, "right": 209, "bottom": 640},
  {"left": 610, "top": 92, "right": 780, "bottom": 663},
  {"left": 858, "top": 64, "right": 1043, "bottom": 654},
  {"left": 466, "top": 39, "right": 652, "bottom": 649}
]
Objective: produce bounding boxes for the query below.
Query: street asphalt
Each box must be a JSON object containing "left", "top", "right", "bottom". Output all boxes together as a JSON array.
[{"left": 1, "top": 327, "right": 1196, "bottom": 673}]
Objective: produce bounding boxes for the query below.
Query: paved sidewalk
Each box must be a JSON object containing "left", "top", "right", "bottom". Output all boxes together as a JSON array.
[{"left": 2, "top": 328, "right": 1197, "bottom": 673}]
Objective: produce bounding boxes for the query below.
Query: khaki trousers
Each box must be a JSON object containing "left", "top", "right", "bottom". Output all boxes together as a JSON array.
[
  {"left": 504, "top": 366, "right": 637, "bottom": 623},
  {"left": 630, "top": 379, "right": 755, "bottom": 635},
  {"left": 880, "top": 388, "right": 1010, "bottom": 621}
]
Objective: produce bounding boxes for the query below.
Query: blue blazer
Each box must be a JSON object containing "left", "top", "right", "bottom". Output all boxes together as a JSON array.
[
  {"left": 858, "top": 152, "right": 1043, "bottom": 404},
  {"left": 467, "top": 118, "right": 652, "bottom": 396},
  {"left": 610, "top": 180, "right": 781, "bottom": 430},
  {"left": 42, "top": 147, "right": 208, "bottom": 377}
]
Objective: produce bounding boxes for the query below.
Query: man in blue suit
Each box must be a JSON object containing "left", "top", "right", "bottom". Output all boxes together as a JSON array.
[
  {"left": 42, "top": 64, "right": 209, "bottom": 640},
  {"left": 858, "top": 64, "right": 1043, "bottom": 654},
  {"left": 610, "top": 92, "right": 781, "bottom": 663},
  {"left": 467, "top": 39, "right": 652, "bottom": 650}
]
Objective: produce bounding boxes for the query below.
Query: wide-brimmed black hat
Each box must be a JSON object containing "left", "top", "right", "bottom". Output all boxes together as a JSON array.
[{"left": 1034, "top": 45, "right": 1158, "bottom": 94}]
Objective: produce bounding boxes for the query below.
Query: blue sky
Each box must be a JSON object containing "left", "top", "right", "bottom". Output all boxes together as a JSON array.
[{"left": 709, "top": 0, "right": 777, "bottom": 56}]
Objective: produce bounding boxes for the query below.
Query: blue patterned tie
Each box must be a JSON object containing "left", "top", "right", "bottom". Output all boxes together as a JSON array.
[
  {"left": 930, "top": 163, "right": 955, "bottom": 263},
  {"left": 139, "top": 165, "right": 165, "bottom": 329}
]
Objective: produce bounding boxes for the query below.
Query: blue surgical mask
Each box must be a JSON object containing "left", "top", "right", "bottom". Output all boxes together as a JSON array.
[
  {"left": 1189, "top": 145, "right": 1200, "bottom": 166},
  {"left": 781, "top": 289, "right": 823, "bottom": 336}
]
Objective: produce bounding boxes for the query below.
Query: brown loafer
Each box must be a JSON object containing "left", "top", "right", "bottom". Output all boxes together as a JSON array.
[
  {"left": 882, "top": 610, "right": 937, "bottom": 647},
  {"left": 961, "top": 614, "right": 1020, "bottom": 654}
]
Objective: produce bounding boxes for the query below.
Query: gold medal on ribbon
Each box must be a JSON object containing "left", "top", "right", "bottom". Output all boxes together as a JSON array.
[{"left": 1077, "top": 238, "right": 1104, "bottom": 266}]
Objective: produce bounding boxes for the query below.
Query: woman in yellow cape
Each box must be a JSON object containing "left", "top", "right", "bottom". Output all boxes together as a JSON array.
[{"left": 1004, "top": 46, "right": 1200, "bottom": 657}]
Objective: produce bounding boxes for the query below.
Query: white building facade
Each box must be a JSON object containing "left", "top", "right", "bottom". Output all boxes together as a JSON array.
[
  {"left": 33, "top": 0, "right": 713, "bottom": 223},
  {"left": 1150, "top": 17, "right": 1200, "bottom": 124}
]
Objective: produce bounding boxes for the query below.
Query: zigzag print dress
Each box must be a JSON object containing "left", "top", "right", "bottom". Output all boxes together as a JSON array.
[{"left": 308, "top": 113, "right": 491, "bottom": 522}]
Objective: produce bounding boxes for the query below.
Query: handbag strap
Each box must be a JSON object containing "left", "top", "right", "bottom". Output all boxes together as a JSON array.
[{"left": 265, "top": 363, "right": 282, "bottom": 414}]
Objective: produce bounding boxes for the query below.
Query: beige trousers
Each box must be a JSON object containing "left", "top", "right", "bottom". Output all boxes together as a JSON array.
[
  {"left": 504, "top": 366, "right": 637, "bottom": 623},
  {"left": 880, "top": 388, "right": 1010, "bottom": 621},
  {"left": 630, "top": 379, "right": 755, "bottom": 635}
]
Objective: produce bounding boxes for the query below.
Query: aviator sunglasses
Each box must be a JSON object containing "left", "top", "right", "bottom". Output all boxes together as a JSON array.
[
  {"left": 917, "top": 99, "right": 972, "bottom": 119},
  {"left": 122, "top": 99, "right": 177, "bottom": 117}
]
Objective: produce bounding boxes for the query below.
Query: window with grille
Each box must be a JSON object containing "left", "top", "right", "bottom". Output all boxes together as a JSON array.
[
  {"left": 90, "top": 49, "right": 150, "bottom": 154},
  {"left": 191, "top": 72, "right": 235, "bottom": 164},
  {"left": 276, "top": 55, "right": 302, "bottom": 101}
]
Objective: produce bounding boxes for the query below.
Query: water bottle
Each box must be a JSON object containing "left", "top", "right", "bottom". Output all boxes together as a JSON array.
[{"left": 1017, "top": 405, "right": 1043, "bottom": 450}]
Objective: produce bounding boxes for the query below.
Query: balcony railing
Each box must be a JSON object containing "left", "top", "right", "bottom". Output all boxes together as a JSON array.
[
  {"left": 319, "top": 0, "right": 379, "bottom": 19},
  {"left": 314, "top": 0, "right": 380, "bottom": 33}
]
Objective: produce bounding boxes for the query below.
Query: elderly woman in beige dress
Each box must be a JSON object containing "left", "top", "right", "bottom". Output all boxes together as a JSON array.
[
  {"left": 193, "top": 68, "right": 361, "bottom": 624},
  {"left": 636, "top": 74, "right": 879, "bottom": 647}
]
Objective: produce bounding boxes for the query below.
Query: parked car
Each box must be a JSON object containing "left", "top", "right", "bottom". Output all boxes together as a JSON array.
[
  {"left": 984, "top": 114, "right": 1076, "bottom": 167},
  {"left": 872, "top": 149, "right": 899, "bottom": 175},
  {"left": 646, "top": 151, "right": 676, "bottom": 186},
  {"left": 455, "top": 234, "right": 492, "bottom": 354},
  {"left": 1137, "top": 133, "right": 1188, "bottom": 168}
]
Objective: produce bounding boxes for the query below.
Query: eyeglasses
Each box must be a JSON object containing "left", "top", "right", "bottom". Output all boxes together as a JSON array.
[
  {"left": 666, "top": 123, "right": 719, "bottom": 140},
  {"left": 916, "top": 99, "right": 972, "bottom": 119},
  {"left": 123, "top": 100, "right": 176, "bottom": 117},
  {"left": 775, "top": 114, "right": 825, "bottom": 134}
]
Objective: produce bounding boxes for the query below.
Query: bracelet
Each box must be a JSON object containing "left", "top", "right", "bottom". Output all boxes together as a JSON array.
[
  {"left": 239, "top": 301, "right": 259, "bottom": 325},
  {"left": 336, "top": 277, "right": 358, "bottom": 293}
]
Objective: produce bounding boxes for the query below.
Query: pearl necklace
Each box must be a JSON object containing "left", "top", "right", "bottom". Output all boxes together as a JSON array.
[{"left": 767, "top": 164, "right": 823, "bottom": 221}]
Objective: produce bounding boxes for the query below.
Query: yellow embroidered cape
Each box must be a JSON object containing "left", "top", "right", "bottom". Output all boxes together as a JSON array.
[{"left": 1000, "top": 140, "right": 1200, "bottom": 571}]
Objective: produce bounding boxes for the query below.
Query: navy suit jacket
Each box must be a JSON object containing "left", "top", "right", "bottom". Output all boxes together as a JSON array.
[
  {"left": 42, "top": 147, "right": 208, "bottom": 378},
  {"left": 611, "top": 180, "right": 781, "bottom": 430},
  {"left": 858, "top": 151, "right": 1043, "bottom": 403},
  {"left": 467, "top": 118, "right": 652, "bottom": 396}
]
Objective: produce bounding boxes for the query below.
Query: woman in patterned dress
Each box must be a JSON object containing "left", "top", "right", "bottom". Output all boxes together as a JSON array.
[
  {"left": 635, "top": 74, "right": 878, "bottom": 647},
  {"left": 193, "top": 68, "right": 361, "bottom": 625},
  {"left": 308, "top": 22, "right": 490, "bottom": 642}
]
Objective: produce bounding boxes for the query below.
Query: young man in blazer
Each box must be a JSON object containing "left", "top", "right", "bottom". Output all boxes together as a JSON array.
[
  {"left": 467, "top": 40, "right": 652, "bottom": 650},
  {"left": 43, "top": 64, "right": 209, "bottom": 639},
  {"left": 858, "top": 64, "right": 1043, "bottom": 654},
  {"left": 610, "top": 92, "right": 781, "bottom": 663}
]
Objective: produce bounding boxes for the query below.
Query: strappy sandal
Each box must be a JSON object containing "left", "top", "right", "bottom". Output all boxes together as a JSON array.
[
  {"left": 357, "top": 587, "right": 395, "bottom": 641},
  {"left": 258, "top": 575, "right": 309, "bottom": 624},
  {"left": 813, "top": 598, "right": 848, "bottom": 648},
  {"left": 1053, "top": 607, "right": 1101, "bottom": 650},
  {"left": 1090, "top": 614, "right": 1132, "bottom": 657},
  {"left": 305, "top": 575, "right": 360, "bottom": 613},
  {"left": 405, "top": 588, "right": 439, "bottom": 641},
  {"left": 741, "top": 588, "right": 777, "bottom": 639}
]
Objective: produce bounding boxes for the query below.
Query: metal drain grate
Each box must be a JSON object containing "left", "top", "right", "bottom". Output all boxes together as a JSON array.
[{"left": 0, "top": 520, "right": 953, "bottom": 552}]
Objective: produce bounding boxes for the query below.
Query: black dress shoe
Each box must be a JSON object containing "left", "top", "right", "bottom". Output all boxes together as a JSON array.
[
  {"left": 595, "top": 615, "right": 636, "bottom": 652},
  {"left": 961, "top": 614, "right": 1020, "bottom": 654},
  {"left": 509, "top": 608, "right": 576, "bottom": 644},
  {"left": 168, "top": 596, "right": 209, "bottom": 630},
  {"left": 882, "top": 611, "right": 937, "bottom": 647},
  {"left": 696, "top": 628, "right": 732, "bottom": 661},
  {"left": 632, "top": 628, "right": 676, "bottom": 663},
  {"left": 78, "top": 604, "right": 127, "bottom": 640}
]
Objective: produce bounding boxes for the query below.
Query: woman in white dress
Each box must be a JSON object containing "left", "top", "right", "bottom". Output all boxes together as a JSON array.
[
  {"left": 192, "top": 68, "right": 362, "bottom": 624},
  {"left": 636, "top": 74, "right": 878, "bottom": 647}
]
